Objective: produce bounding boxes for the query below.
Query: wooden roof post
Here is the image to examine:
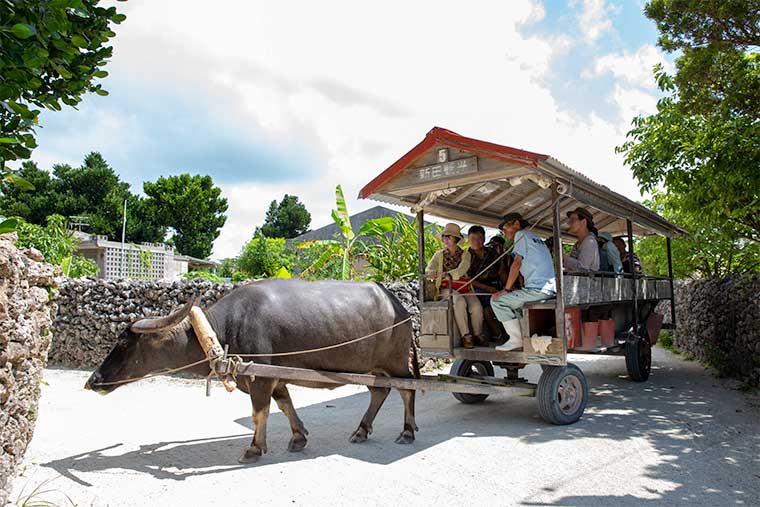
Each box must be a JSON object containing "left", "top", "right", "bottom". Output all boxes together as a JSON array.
[{"left": 551, "top": 185, "right": 567, "bottom": 359}]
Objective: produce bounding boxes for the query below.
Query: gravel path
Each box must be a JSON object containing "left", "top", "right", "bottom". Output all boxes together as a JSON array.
[{"left": 10, "top": 347, "right": 760, "bottom": 506}]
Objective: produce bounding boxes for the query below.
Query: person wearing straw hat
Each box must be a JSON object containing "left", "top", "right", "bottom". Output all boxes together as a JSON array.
[
  {"left": 426, "top": 223, "right": 485, "bottom": 349},
  {"left": 491, "top": 213, "right": 556, "bottom": 351}
]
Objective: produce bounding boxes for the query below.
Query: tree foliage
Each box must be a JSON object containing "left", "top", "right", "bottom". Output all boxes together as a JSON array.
[
  {"left": 15, "top": 214, "right": 99, "bottom": 277},
  {"left": 299, "top": 185, "right": 393, "bottom": 280},
  {"left": 238, "top": 232, "right": 293, "bottom": 278},
  {"left": 143, "top": 174, "right": 228, "bottom": 259},
  {"left": 259, "top": 194, "right": 311, "bottom": 239},
  {"left": 362, "top": 213, "right": 440, "bottom": 281},
  {"left": 618, "top": 1, "right": 760, "bottom": 242},
  {"left": 0, "top": 153, "right": 165, "bottom": 243},
  {"left": 637, "top": 192, "right": 760, "bottom": 278},
  {"left": 0, "top": 0, "right": 127, "bottom": 168}
]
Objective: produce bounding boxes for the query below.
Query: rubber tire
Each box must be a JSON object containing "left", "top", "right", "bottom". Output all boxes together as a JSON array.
[
  {"left": 537, "top": 364, "right": 588, "bottom": 425},
  {"left": 625, "top": 336, "right": 651, "bottom": 382},
  {"left": 450, "top": 359, "right": 495, "bottom": 404}
]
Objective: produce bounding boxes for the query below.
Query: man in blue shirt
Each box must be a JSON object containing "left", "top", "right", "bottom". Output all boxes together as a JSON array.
[{"left": 491, "top": 213, "right": 557, "bottom": 351}]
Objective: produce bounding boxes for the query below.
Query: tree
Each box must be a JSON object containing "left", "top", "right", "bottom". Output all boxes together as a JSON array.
[
  {"left": 299, "top": 185, "right": 392, "bottom": 280},
  {"left": 617, "top": 1, "right": 760, "bottom": 241},
  {"left": 238, "top": 232, "right": 294, "bottom": 278},
  {"left": 0, "top": 152, "right": 165, "bottom": 243},
  {"left": 259, "top": 194, "right": 311, "bottom": 238},
  {"left": 636, "top": 192, "right": 760, "bottom": 278},
  {"left": 0, "top": 0, "right": 127, "bottom": 169},
  {"left": 143, "top": 174, "right": 228, "bottom": 259},
  {"left": 15, "top": 214, "right": 99, "bottom": 277}
]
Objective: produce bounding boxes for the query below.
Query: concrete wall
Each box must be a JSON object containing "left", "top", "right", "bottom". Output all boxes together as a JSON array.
[
  {"left": 0, "top": 233, "right": 59, "bottom": 505},
  {"left": 49, "top": 279, "right": 421, "bottom": 369}
]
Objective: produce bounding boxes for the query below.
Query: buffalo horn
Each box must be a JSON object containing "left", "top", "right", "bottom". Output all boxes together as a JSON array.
[{"left": 130, "top": 297, "right": 198, "bottom": 334}]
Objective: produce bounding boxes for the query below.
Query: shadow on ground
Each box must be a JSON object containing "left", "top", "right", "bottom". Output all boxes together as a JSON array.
[{"left": 42, "top": 355, "right": 760, "bottom": 505}]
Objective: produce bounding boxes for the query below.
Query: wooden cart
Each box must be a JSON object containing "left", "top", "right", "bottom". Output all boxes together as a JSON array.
[{"left": 214, "top": 127, "right": 685, "bottom": 426}]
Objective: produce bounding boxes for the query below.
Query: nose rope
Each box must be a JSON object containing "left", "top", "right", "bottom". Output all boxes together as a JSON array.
[{"left": 89, "top": 316, "right": 413, "bottom": 387}]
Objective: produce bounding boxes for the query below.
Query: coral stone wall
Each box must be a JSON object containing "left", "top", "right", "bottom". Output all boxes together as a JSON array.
[
  {"left": 672, "top": 275, "right": 760, "bottom": 386},
  {"left": 49, "top": 279, "right": 421, "bottom": 369},
  {"left": 0, "top": 233, "right": 59, "bottom": 505}
]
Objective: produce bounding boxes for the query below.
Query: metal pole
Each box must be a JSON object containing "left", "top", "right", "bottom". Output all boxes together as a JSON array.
[
  {"left": 627, "top": 219, "right": 638, "bottom": 333},
  {"left": 551, "top": 188, "right": 566, "bottom": 359},
  {"left": 666, "top": 237, "right": 676, "bottom": 329},
  {"left": 120, "top": 199, "right": 127, "bottom": 278},
  {"left": 416, "top": 210, "right": 425, "bottom": 304}
]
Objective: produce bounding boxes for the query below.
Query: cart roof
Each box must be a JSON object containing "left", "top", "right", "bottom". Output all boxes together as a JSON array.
[{"left": 359, "top": 127, "right": 686, "bottom": 238}]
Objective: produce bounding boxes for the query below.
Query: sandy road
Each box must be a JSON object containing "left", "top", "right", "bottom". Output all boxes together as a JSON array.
[{"left": 9, "top": 346, "right": 760, "bottom": 506}]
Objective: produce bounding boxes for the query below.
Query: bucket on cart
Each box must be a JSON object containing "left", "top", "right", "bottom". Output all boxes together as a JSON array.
[
  {"left": 598, "top": 319, "right": 615, "bottom": 347},
  {"left": 582, "top": 321, "right": 599, "bottom": 348}
]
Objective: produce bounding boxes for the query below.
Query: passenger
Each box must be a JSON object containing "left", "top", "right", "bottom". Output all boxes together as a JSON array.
[
  {"left": 564, "top": 207, "right": 600, "bottom": 271},
  {"left": 491, "top": 213, "right": 557, "bottom": 351},
  {"left": 466, "top": 226, "right": 504, "bottom": 342},
  {"left": 613, "top": 236, "right": 642, "bottom": 274},
  {"left": 599, "top": 232, "right": 623, "bottom": 273},
  {"left": 426, "top": 223, "right": 484, "bottom": 349}
]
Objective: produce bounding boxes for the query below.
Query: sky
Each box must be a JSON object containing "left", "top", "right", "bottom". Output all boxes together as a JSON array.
[{"left": 27, "top": 0, "right": 674, "bottom": 260}]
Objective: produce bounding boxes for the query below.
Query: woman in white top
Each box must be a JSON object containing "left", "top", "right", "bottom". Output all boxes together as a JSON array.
[{"left": 426, "top": 223, "right": 484, "bottom": 349}]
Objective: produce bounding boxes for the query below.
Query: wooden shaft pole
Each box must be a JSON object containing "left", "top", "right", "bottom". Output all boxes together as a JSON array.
[{"left": 189, "top": 306, "right": 237, "bottom": 392}]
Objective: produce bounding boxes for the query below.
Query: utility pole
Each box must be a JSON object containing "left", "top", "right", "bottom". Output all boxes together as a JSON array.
[{"left": 120, "top": 199, "right": 127, "bottom": 278}]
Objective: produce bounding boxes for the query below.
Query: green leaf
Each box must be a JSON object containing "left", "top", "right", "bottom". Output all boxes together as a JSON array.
[
  {"left": 273, "top": 266, "right": 291, "bottom": 278},
  {"left": 0, "top": 218, "right": 19, "bottom": 234},
  {"left": 71, "top": 35, "right": 88, "bottom": 48},
  {"left": 5, "top": 173, "right": 36, "bottom": 190},
  {"left": 111, "top": 13, "right": 127, "bottom": 23},
  {"left": 356, "top": 217, "right": 394, "bottom": 237},
  {"left": 10, "top": 24, "right": 35, "bottom": 39},
  {"left": 0, "top": 137, "right": 20, "bottom": 144},
  {"left": 333, "top": 185, "right": 354, "bottom": 241},
  {"left": 93, "top": 70, "right": 108, "bottom": 78},
  {"left": 61, "top": 256, "right": 72, "bottom": 277},
  {"left": 95, "top": 89, "right": 109, "bottom": 96}
]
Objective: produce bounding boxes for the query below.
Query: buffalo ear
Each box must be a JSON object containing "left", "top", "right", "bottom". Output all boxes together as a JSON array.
[{"left": 131, "top": 297, "right": 199, "bottom": 334}]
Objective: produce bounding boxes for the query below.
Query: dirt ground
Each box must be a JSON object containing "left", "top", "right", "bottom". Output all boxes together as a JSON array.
[{"left": 9, "top": 346, "right": 760, "bottom": 506}]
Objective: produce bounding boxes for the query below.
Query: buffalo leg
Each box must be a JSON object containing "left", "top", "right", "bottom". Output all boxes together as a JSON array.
[
  {"left": 239, "top": 377, "right": 276, "bottom": 464},
  {"left": 349, "top": 386, "right": 390, "bottom": 443},
  {"left": 272, "top": 383, "right": 309, "bottom": 452},
  {"left": 395, "top": 388, "right": 417, "bottom": 444}
]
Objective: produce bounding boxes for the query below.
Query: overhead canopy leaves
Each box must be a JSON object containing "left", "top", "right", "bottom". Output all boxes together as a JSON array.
[{"left": 0, "top": 0, "right": 126, "bottom": 167}]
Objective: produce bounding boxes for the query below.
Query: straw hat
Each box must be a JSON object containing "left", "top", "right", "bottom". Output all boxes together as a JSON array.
[{"left": 438, "top": 222, "right": 463, "bottom": 240}]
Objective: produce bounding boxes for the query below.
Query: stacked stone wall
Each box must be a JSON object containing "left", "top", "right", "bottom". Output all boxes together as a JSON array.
[{"left": 0, "top": 234, "right": 59, "bottom": 505}]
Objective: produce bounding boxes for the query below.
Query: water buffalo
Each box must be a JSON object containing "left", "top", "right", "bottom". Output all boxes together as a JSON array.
[{"left": 85, "top": 279, "right": 419, "bottom": 463}]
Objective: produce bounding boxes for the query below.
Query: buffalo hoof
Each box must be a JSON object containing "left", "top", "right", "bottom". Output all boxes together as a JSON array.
[
  {"left": 349, "top": 427, "right": 369, "bottom": 443},
  {"left": 238, "top": 446, "right": 263, "bottom": 464},
  {"left": 394, "top": 430, "right": 415, "bottom": 445},
  {"left": 288, "top": 433, "right": 308, "bottom": 453}
]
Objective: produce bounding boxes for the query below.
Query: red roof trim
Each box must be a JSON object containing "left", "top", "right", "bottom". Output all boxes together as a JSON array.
[{"left": 359, "top": 127, "right": 550, "bottom": 199}]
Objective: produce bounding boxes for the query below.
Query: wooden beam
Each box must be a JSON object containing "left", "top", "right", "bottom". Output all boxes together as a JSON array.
[
  {"left": 229, "top": 361, "right": 536, "bottom": 396},
  {"left": 535, "top": 199, "right": 576, "bottom": 229},
  {"left": 499, "top": 185, "right": 545, "bottom": 215},
  {"left": 476, "top": 183, "right": 514, "bottom": 210},
  {"left": 388, "top": 166, "right": 530, "bottom": 197},
  {"left": 450, "top": 183, "right": 484, "bottom": 204},
  {"left": 595, "top": 214, "right": 620, "bottom": 231}
]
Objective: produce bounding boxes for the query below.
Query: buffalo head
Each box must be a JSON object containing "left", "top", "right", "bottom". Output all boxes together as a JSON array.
[{"left": 85, "top": 298, "right": 204, "bottom": 394}]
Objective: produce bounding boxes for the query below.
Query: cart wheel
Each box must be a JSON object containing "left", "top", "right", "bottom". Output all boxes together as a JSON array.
[
  {"left": 537, "top": 364, "right": 588, "bottom": 425},
  {"left": 625, "top": 335, "right": 651, "bottom": 382},
  {"left": 450, "top": 359, "right": 494, "bottom": 404}
]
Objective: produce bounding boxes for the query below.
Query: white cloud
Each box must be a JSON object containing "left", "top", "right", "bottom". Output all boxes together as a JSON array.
[
  {"left": 30, "top": 0, "right": 650, "bottom": 260},
  {"left": 575, "top": 0, "right": 614, "bottom": 43},
  {"left": 587, "top": 44, "right": 672, "bottom": 88},
  {"left": 610, "top": 84, "right": 658, "bottom": 124}
]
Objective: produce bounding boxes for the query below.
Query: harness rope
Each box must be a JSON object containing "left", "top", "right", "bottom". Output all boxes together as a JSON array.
[{"left": 90, "top": 316, "right": 413, "bottom": 388}]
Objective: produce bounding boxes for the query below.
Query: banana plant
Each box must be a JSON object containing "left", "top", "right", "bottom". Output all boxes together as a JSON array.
[{"left": 300, "top": 184, "right": 393, "bottom": 280}]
